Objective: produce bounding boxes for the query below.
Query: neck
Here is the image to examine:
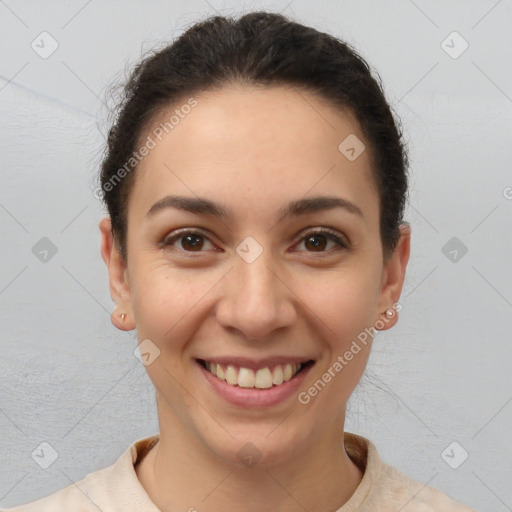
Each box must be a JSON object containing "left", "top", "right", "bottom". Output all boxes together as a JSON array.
[{"left": 136, "top": 413, "right": 363, "bottom": 512}]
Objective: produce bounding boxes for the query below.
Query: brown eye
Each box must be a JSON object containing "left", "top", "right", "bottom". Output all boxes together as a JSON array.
[
  {"left": 163, "top": 230, "right": 214, "bottom": 252},
  {"left": 296, "top": 228, "right": 348, "bottom": 254},
  {"left": 179, "top": 233, "right": 205, "bottom": 251},
  {"left": 304, "top": 234, "right": 328, "bottom": 251}
]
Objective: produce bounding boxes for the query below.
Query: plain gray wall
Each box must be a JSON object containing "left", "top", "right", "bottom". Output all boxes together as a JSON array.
[{"left": 1, "top": 1, "right": 511, "bottom": 510}]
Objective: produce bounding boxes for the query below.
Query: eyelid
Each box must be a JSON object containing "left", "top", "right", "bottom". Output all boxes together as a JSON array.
[
  {"left": 161, "top": 227, "right": 216, "bottom": 249},
  {"left": 291, "top": 227, "right": 350, "bottom": 257},
  {"left": 298, "top": 226, "right": 350, "bottom": 247}
]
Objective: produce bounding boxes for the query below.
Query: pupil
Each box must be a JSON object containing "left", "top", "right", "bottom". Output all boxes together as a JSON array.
[
  {"left": 306, "top": 235, "right": 326, "bottom": 251},
  {"left": 183, "top": 234, "right": 203, "bottom": 250}
]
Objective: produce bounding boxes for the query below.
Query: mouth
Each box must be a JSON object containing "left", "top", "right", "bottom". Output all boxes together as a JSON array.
[{"left": 196, "top": 358, "right": 315, "bottom": 389}]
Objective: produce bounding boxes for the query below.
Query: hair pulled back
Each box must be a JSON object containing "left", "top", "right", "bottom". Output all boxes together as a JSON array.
[{"left": 99, "top": 11, "right": 409, "bottom": 261}]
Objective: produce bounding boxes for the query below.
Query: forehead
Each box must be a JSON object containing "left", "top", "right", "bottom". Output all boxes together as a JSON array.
[{"left": 129, "top": 85, "right": 379, "bottom": 225}]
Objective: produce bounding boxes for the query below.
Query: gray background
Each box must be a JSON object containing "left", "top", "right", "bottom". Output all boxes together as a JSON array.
[{"left": 1, "top": 0, "right": 511, "bottom": 510}]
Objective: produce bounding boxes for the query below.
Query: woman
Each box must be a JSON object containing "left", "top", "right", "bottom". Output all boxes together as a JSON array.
[{"left": 4, "top": 11, "right": 476, "bottom": 512}]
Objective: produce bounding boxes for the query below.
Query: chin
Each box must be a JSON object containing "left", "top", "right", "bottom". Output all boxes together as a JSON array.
[{"left": 204, "top": 424, "right": 310, "bottom": 470}]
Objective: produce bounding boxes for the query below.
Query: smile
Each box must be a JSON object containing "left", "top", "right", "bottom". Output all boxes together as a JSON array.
[{"left": 197, "top": 359, "right": 315, "bottom": 389}]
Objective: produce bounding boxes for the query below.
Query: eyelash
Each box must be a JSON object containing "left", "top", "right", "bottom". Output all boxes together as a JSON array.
[{"left": 161, "top": 227, "right": 349, "bottom": 257}]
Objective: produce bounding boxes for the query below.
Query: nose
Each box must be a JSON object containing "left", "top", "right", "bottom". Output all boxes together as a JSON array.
[{"left": 215, "top": 249, "right": 297, "bottom": 340}]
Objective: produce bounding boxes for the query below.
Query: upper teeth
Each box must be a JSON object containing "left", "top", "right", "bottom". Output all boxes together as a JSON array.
[{"left": 204, "top": 361, "right": 302, "bottom": 389}]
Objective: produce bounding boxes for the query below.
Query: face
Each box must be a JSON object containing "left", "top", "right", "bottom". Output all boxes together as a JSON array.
[{"left": 100, "top": 84, "right": 410, "bottom": 467}]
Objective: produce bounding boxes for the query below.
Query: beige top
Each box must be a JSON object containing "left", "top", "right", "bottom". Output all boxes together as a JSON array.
[{"left": 1, "top": 432, "right": 476, "bottom": 511}]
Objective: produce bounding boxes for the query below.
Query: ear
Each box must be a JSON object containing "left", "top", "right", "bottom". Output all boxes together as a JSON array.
[
  {"left": 99, "top": 217, "right": 135, "bottom": 331},
  {"left": 375, "top": 222, "right": 411, "bottom": 330}
]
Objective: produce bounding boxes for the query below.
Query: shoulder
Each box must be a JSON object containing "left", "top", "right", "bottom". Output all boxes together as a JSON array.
[
  {"left": 373, "top": 462, "right": 477, "bottom": 512},
  {"left": 0, "top": 435, "right": 159, "bottom": 512},
  {"left": 343, "top": 432, "right": 477, "bottom": 512},
  {"left": 0, "top": 470, "right": 107, "bottom": 512}
]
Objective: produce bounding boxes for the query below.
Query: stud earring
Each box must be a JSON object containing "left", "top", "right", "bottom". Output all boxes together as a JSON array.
[
  {"left": 382, "top": 308, "right": 394, "bottom": 318},
  {"left": 120, "top": 312, "right": 127, "bottom": 321}
]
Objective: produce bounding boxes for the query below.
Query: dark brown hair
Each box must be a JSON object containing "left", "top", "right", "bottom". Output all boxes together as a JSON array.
[{"left": 99, "top": 11, "right": 409, "bottom": 261}]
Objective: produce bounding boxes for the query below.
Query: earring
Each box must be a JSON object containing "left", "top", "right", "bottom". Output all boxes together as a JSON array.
[
  {"left": 382, "top": 308, "right": 394, "bottom": 318},
  {"left": 120, "top": 312, "right": 127, "bottom": 321}
]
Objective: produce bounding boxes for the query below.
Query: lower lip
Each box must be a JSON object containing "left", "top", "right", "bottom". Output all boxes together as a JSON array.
[{"left": 197, "top": 360, "right": 315, "bottom": 407}]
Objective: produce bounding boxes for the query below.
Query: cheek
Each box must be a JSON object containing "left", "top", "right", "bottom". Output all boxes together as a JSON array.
[
  {"left": 129, "top": 266, "right": 214, "bottom": 400},
  {"left": 296, "top": 267, "right": 380, "bottom": 343},
  {"left": 130, "top": 262, "right": 217, "bottom": 344},
  {"left": 296, "top": 273, "right": 376, "bottom": 412}
]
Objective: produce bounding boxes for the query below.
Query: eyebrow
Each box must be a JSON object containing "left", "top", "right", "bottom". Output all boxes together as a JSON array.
[{"left": 146, "top": 194, "right": 364, "bottom": 223}]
